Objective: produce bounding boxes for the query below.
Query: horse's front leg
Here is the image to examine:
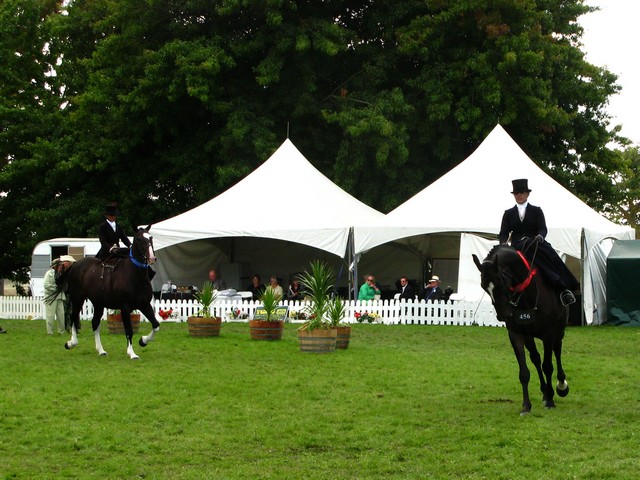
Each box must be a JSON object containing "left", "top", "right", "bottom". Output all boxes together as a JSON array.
[
  {"left": 138, "top": 304, "right": 160, "bottom": 348},
  {"left": 541, "top": 339, "right": 556, "bottom": 408},
  {"left": 524, "top": 337, "right": 547, "bottom": 398},
  {"left": 126, "top": 337, "right": 139, "bottom": 360},
  {"left": 92, "top": 310, "right": 107, "bottom": 356},
  {"left": 120, "top": 310, "right": 139, "bottom": 360},
  {"left": 554, "top": 339, "right": 569, "bottom": 398},
  {"left": 509, "top": 330, "right": 532, "bottom": 415}
]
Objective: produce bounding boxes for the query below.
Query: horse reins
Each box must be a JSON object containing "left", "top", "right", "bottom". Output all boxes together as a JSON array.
[{"left": 508, "top": 240, "right": 540, "bottom": 307}]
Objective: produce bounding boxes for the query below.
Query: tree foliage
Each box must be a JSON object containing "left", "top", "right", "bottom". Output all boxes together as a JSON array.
[{"left": 0, "top": 0, "right": 630, "bottom": 283}]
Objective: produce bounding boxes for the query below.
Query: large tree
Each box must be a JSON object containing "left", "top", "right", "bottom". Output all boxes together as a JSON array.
[
  {"left": 0, "top": 0, "right": 628, "bottom": 284},
  {"left": 0, "top": 0, "right": 62, "bottom": 284}
]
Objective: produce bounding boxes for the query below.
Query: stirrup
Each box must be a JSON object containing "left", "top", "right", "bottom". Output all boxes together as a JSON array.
[{"left": 560, "top": 290, "right": 576, "bottom": 306}]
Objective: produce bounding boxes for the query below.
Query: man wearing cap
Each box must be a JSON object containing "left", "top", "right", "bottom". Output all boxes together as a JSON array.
[
  {"left": 43, "top": 255, "right": 76, "bottom": 334},
  {"left": 422, "top": 275, "right": 444, "bottom": 302},
  {"left": 96, "top": 202, "right": 131, "bottom": 261},
  {"left": 499, "top": 179, "right": 579, "bottom": 305}
]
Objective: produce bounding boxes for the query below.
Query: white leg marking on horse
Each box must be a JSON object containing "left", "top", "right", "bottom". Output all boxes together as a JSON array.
[
  {"left": 66, "top": 326, "right": 79, "bottom": 349},
  {"left": 127, "top": 341, "right": 139, "bottom": 360},
  {"left": 141, "top": 326, "right": 160, "bottom": 345},
  {"left": 94, "top": 328, "right": 107, "bottom": 356},
  {"left": 557, "top": 380, "right": 568, "bottom": 391}
]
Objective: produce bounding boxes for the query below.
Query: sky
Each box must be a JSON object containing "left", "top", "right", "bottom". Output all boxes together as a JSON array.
[{"left": 581, "top": 0, "right": 640, "bottom": 146}]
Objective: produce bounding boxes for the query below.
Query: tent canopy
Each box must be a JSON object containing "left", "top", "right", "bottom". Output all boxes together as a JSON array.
[
  {"left": 149, "top": 139, "right": 385, "bottom": 292},
  {"left": 152, "top": 139, "right": 384, "bottom": 257},
  {"left": 355, "top": 124, "right": 632, "bottom": 257},
  {"left": 354, "top": 124, "right": 634, "bottom": 324}
]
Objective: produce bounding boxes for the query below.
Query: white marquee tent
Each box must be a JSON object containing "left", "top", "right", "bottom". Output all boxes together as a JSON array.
[
  {"left": 149, "top": 139, "right": 385, "bottom": 293},
  {"left": 354, "top": 124, "right": 635, "bottom": 325}
]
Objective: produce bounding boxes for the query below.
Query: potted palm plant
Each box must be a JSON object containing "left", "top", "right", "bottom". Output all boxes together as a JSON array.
[
  {"left": 187, "top": 282, "right": 221, "bottom": 337},
  {"left": 328, "top": 295, "right": 351, "bottom": 350},
  {"left": 249, "top": 285, "right": 284, "bottom": 340},
  {"left": 297, "top": 260, "right": 337, "bottom": 353}
]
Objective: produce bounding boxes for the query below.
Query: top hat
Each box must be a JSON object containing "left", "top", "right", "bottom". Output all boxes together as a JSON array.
[
  {"left": 511, "top": 179, "right": 531, "bottom": 193},
  {"left": 104, "top": 202, "right": 119, "bottom": 216}
]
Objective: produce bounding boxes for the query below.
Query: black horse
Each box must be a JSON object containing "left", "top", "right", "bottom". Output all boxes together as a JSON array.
[
  {"left": 473, "top": 243, "right": 570, "bottom": 414},
  {"left": 59, "top": 225, "right": 160, "bottom": 359}
]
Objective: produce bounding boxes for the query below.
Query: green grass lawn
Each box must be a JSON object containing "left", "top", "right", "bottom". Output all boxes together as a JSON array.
[{"left": 1, "top": 319, "right": 638, "bottom": 479}]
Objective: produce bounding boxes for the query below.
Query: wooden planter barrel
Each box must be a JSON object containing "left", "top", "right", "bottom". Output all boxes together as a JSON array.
[
  {"left": 249, "top": 320, "right": 284, "bottom": 341},
  {"left": 107, "top": 313, "right": 141, "bottom": 334},
  {"left": 187, "top": 316, "right": 222, "bottom": 337},
  {"left": 335, "top": 325, "right": 352, "bottom": 350},
  {"left": 298, "top": 328, "right": 337, "bottom": 354}
]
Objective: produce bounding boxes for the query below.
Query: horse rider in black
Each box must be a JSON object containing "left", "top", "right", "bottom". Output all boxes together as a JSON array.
[
  {"left": 96, "top": 202, "right": 155, "bottom": 279},
  {"left": 96, "top": 202, "right": 131, "bottom": 261},
  {"left": 498, "top": 179, "right": 579, "bottom": 306}
]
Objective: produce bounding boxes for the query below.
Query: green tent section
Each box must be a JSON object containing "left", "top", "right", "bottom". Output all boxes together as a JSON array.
[{"left": 607, "top": 240, "right": 640, "bottom": 326}]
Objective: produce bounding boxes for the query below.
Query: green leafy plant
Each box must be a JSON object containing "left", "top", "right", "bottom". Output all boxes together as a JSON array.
[
  {"left": 259, "top": 285, "right": 283, "bottom": 322},
  {"left": 298, "top": 260, "right": 334, "bottom": 331},
  {"left": 193, "top": 282, "right": 218, "bottom": 318},
  {"left": 327, "top": 295, "right": 348, "bottom": 328}
]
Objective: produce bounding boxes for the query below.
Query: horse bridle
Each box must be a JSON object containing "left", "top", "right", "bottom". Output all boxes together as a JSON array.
[{"left": 129, "top": 232, "right": 154, "bottom": 269}]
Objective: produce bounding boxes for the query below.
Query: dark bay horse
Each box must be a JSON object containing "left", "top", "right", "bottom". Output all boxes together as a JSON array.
[
  {"left": 60, "top": 226, "right": 160, "bottom": 359},
  {"left": 473, "top": 244, "right": 570, "bottom": 414}
]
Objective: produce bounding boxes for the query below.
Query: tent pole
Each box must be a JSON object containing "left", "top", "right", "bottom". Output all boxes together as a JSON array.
[
  {"left": 349, "top": 227, "right": 358, "bottom": 300},
  {"left": 580, "top": 229, "right": 586, "bottom": 326}
]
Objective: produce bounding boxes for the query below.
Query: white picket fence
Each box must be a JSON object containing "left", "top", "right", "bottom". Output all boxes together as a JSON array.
[{"left": 0, "top": 296, "right": 502, "bottom": 327}]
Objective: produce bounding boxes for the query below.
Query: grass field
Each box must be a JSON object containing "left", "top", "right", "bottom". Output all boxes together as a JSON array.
[{"left": 1, "top": 319, "right": 638, "bottom": 479}]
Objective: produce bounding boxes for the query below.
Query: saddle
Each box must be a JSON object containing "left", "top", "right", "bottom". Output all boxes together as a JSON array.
[{"left": 97, "top": 256, "right": 124, "bottom": 278}]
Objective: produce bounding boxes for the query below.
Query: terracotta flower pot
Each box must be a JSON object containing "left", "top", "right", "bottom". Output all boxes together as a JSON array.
[
  {"left": 187, "top": 316, "right": 222, "bottom": 337},
  {"left": 298, "top": 328, "right": 337, "bottom": 353},
  {"left": 107, "top": 313, "right": 141, "bottom": 334},
  {"left": 335, "top": 325, "right": 352, "bottom": 350},
  {"left": 249, "top": 319, "right": 284, "bottom": 340}
]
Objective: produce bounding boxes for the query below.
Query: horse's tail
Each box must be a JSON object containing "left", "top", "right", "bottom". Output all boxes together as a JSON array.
[
  {"left": 45, "top": 263, "right": 73, "bottom": 307},
  {"left": 44, "top": 275, "right": 65, "bottom": 306}
]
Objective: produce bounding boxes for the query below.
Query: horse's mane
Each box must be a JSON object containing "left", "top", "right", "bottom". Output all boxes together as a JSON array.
[
  {"left": 486, "top": 243, "right": 511, "bottom": 260},
  {"left": 485, "top": 244, "right": 524, "bottom": 269}
]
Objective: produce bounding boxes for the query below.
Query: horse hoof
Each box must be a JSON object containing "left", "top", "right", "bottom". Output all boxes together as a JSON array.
[
  {"left": 520, "top": 410, "right": 531, "bottom": 416},
  {"left": 64, "top": 342, "right": 71, "bottom": 350},
  {"left": 556, "top": 383, "right": 569, "bottom": 397},
  {"left": 139, "top": 338, "right": 147, "bottom": 347},
  {"left": 130, "top": 355, "right": 139, "bottom": 360},
  {"left": 99, "top": 351, "right": 107, "bottom": 356}
]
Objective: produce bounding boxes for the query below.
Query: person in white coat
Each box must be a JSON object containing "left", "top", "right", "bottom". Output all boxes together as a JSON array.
[{"left": 43, "top": 255, "right": 76, "bottom": 334}]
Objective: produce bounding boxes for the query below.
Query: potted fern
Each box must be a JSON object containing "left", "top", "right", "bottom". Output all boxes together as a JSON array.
[
  {"left": 187, "top": 282, "right": 221, "bottom": 337},
  {"left": 249, "top": 285, "right": 284, "bottom": 340},
  {"left": 297, "top": 260, "right": 337, "bottom": 353}
]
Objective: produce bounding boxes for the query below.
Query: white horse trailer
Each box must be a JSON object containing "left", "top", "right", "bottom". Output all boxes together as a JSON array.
[{"left": 30, "top": 238, "right": 102, "bottom": 296}]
